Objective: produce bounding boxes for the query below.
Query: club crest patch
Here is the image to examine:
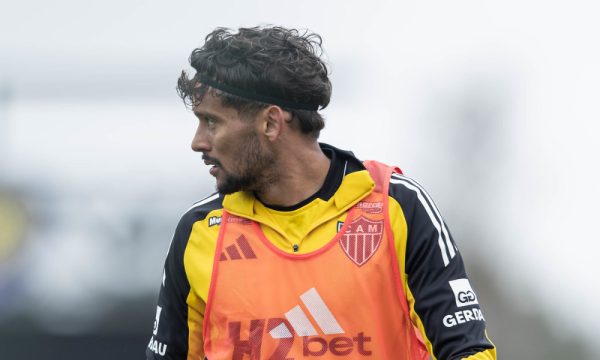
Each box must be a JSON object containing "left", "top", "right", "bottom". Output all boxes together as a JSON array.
[{"left": 339, "top": 216, "right": 384, "bottom": 266}]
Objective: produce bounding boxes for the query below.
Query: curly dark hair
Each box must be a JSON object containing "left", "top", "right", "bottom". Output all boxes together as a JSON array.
[{"left": 177, "top": 26, "right": 332, "bottom": 138}]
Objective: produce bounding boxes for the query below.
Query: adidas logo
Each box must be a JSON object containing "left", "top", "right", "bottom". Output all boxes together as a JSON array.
[
  {"left": 270, "top": 287, "right": 343, "bottom": 338},
  {"left": 219, "top": 235, "right": 257, "bottom": 261}
]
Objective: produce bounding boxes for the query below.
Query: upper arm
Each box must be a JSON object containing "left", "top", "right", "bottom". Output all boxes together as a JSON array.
[
  {"left": 146, "top": 216, "right": 193, "bottom": 360},
  {"left": 146, "top": 193, "right": 222, "bottom": 360},
  {"left": 389, "top": 174, "right": 496, "bottom": 360}
]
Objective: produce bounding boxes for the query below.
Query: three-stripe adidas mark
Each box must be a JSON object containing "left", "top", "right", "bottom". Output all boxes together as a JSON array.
[
  {"left": 220, "top": 235, "right": 257, "bottom": 261},
  {"left": 390, "top": 173, "right": 457, "bottom": 267},
  {"left": 270, "top": 288, "right": 344, "bottom": 339}
]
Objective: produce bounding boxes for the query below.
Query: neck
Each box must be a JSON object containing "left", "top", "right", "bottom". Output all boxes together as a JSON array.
[{"left": 255, "top": 141, "right": 330, "bottom": 207}]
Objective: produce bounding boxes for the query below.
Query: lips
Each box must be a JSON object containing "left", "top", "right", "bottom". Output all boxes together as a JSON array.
[
  {"left": 203, "top": 159, "right": 217, "bottom": 166},
  {"left": 202, "top": 155, "right": 221, "bottom": 177},
  {"left": 202, "top": 155, "right": 221, "bottom": 166},
  {"left": 209, "top": 165, "right": 219, "bottom": 176}
]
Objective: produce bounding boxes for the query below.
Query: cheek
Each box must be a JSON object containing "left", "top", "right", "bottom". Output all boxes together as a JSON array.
[
  {"left": 213, "top": 135, "right": 240, "bottom": 167},
  {"left": 214, "top": 125, "right": 257, "bottom": 164},
  {"left": 212, "top": 132, "right": 231, "bottom": 153}
]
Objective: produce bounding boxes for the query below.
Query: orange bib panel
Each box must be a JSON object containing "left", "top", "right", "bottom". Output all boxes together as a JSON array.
[{"left": 204, "top": 161, "right": 428, "bottom": 360}]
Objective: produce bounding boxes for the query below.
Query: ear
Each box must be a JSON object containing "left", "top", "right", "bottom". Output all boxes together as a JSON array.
[{"left": 261, "top": 105, "right": 287, "bottom": 142}]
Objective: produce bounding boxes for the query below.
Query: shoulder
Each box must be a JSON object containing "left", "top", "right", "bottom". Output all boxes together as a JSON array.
[
  {"left": 179, "top": 192, "right": 224, "bottom": 227},
  {"left": 387, "top": 172, "right": 435, "bottom": 213},
  {"left": 388, "top": 172, "right": 458, "bottom": 268},
  {"left": 387, "top": 171, "right": 446, "bottom": 230},
  {"left": 169, "top": 192, "right": 224, "bottom": 254}
]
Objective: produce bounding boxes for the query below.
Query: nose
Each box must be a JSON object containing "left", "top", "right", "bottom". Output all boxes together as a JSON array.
[{"left": 191, "top": 122, "right": 210, "bottom": 152}]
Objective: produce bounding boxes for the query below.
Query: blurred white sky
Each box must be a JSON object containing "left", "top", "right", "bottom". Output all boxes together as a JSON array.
[{"left": 1, "top": 0, "right": 600, "bottom": 342}]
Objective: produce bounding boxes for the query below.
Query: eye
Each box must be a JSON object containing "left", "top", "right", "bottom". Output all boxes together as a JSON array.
[{"left": 198, "top": 115, "right": 216, "bottom": 129}]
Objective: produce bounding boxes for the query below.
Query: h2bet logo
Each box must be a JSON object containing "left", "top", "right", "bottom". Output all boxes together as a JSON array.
[{"left": 227, "top": 288, "right": 372, "bottom": 359}]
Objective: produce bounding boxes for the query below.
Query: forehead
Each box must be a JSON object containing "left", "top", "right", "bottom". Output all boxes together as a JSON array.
[{"left": 192, "top": 91, "right": 234, "bottom": 118}]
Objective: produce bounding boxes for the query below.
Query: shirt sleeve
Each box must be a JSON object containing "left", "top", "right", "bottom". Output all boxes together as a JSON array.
[
  {"left": 389, "top": 173, "right": 496, "bottom": 360},
  {"left": 146, "top": 216, "right": 193, "bottom": 360}
]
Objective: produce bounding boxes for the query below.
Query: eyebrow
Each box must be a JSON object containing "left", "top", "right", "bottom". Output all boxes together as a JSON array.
[{"left": 193, "top": 109, "right": 219, "bottom": 119}]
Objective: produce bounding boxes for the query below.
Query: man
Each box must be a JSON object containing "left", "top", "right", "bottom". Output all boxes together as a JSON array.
[{"left": 146, "top": 26, "right": 496, "bottom": 360}]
